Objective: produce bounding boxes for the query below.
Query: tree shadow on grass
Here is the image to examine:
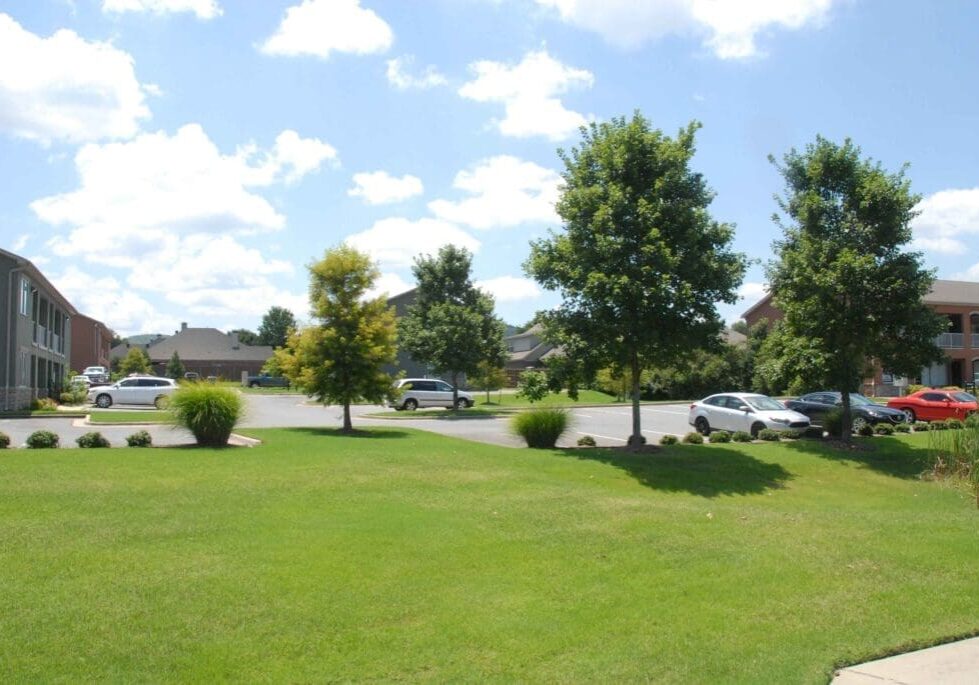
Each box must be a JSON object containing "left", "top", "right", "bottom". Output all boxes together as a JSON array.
[
  {"left": 779, "top": 436, "right": 931, "bottom": 479},
  {"left": 283, "top": 427, "right": 412, "bottom": 440},
  {"left": 561, "top": 445, "right": 793, "bottom": 498}
]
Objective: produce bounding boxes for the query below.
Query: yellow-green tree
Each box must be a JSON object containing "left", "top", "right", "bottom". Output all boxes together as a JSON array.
[
  {"left": 276, "top": 246, "right": 398, "bottom": 432},
  {"left": 119, "top": 347, "right": 152, "bottom": 375}
]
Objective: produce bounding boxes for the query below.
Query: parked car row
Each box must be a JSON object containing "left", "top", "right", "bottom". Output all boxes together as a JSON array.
[{"left": 688, "top": 388, "right": 979, "bottom": 437}]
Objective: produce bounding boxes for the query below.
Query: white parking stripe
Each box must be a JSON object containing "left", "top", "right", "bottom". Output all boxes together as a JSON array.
[{"left": 573, "top": 430, "right": 627, "bottom": 443}]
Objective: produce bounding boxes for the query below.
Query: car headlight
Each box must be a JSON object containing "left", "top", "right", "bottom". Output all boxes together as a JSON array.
[{"left": 866, "top": 411, "right": 880, "bottom": 418}]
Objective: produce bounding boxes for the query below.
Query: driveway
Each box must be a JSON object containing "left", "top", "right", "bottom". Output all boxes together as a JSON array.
[{"left": 0, "top": 396, "right": 696, "bottom": 449}]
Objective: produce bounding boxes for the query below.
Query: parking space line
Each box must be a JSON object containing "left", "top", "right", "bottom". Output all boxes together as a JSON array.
[{"left": 573, "top": 430, "right": 626, "bottom": 443}]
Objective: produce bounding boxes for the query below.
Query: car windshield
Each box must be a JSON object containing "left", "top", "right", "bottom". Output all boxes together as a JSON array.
[
  {"left": 848, "top": 393, "right": 875, "bottom": 406},
  {"left": 744, "top": 396, "right": 785, "bottom": 411},
  {"left": 953, "top": 392, "right": 976, "bottom": 403}
]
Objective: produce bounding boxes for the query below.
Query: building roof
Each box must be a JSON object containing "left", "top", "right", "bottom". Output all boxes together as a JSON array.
[
  {"left": 147, "top": 327, "right": 273, "bottom": 362},
  {"left": 0, "top": 248, "right": 78, "bottom": 316},
  {"left": 723, "top": 328, "right": 747, "bottom": 346},
  {"left": 740, "top": 279, "right": 979, "bottom": 319},
  {"left": 505, "top": 323, "right": 544, "bottom": 341},
  {"left": 127, "top": 333, "right": 168, "bottom": 346}
]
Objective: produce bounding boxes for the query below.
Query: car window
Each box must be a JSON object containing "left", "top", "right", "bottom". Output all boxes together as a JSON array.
[
  {"left": 953, "top": 392, "right": 976, "bottom": 402},
  {"left": 119, "top": 379, "right": 138, "bottom": 387},
  {"left": 413, "top": 381, "right": 436, "bottom": 391},
  {"left": 435, "top": 381, "right": 452, "bottom": 392},
  {"left": 704, "top": 396, "right": 724, "bottom": 406},
  {"left": 745, "top": 396, "right": 785, "bottom": 411},
  {"left": 848, "top": 394, "right": 874, "bottom": 406},
  {"left": 922, "top": 392, "right": 947, "bottom": 401},
  {"left": 401, "top": 382, "right": 414, "bottom": 390}
]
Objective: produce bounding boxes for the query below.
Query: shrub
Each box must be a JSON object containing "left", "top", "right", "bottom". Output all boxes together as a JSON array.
[
  {"left": 914, "top": 421, "right": 930, "bottom": 432},
  {"left": 126, "top": 430, "right": 153, "bottom": 447},
  {"left": 169, "top": 384, "right": 244, "bottom": 447},
  {"left": 576, "top": 435, "right": 596, "bottom": 447},
  {"left": 874, "top": 423, "right": 894, "bottom": 436},
  {"left": 822, "top": 408, "right": 843, "bottom": 438},
  {"left": 29, "top": 397, "right": 58, "bottom": 411},
  {"left": 515, "top": 369, "right": 550, "bottom": 404},
  {"left": 732, "top": 431, "right": 753, "bottom": 443},
  {"left": 710, "top": 430, "right": 731, "bottom": 443},
  {"left": 659, "top": 434, "right": 678, "bottom": 446},
  {"left": 757, "top": 428, "right": 781, "bottom": 442},
  {"left": 930, "top": 420, "right": 949, "bottom": 432},
  {"left": 945, "top": 418, "right": 965, "bottom": 430},
  {"left": 802, "top": 426, "right": 824, "bottom": 439},
  {"left": 511, "top": 407, "right": 569, "bottom": 448},
  {"left": 76, "top": 432, "right": 110, "bottom": 448},
  {"left": 857, "top": 423, "right": 875, "bottom": 437},
  {"left": 0, "top": 431, "right": 9, "bottom": 448},
  {"left": 782, "top": 429, "right": 803, "bottom": 440},
  {"left": 906, "top": 384, "right": 925, "bottom": 395},
  {"left": 59, "top": 385, "right": 88, "bottom": 406},
  {"left": 894, "top": 423, "right": 911, "bottom": 433},
  {"left": 967, "top": 413, "right": 979, "bottom": 429},
  {"left": 682, "top": 432, "right": 703, "bottom": 445},
  {"left": 26, "top": 430, "right": 59, "bottom": 448}
]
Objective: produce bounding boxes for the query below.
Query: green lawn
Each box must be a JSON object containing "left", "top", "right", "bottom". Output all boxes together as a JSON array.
[
  {"left": 88, "top": 410, "right": 171, "bottom": 424},
  {"left": 477, "top": 388, "right": 622, "bottom": 407},
  {"left": 1, "top": 430, "right": 977, "bottom": 682}
]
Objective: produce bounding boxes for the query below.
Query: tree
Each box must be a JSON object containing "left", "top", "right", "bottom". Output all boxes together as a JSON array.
[
  {"left": 230, "top": 329, "right": 259, "bottom": 345},
  {"left": 516, "top": 369, "right": 549, "bottom": 403},
  {"left": 258, "top": 306, "right": 297, "bottom": 348},
  {"left": 469, "top": 360, "right": 508, "bottom": 404},
  {"left": 165, "top": 351, "right": 186, "bottom": 379},
  {"left": 119, "top": 347, "right": 152, "bottom": 375},
  {"left": 275, "top": 246, "right": 397, "bottom": 432},
  {"left": 525, "top": 113, "right": 746, "bottom": 445},
  {"left": 766, "top": 136, "right": 946, "bottom": 440},
  {"left": 398, "top": 245, "right": 509, "bottom": 409}
]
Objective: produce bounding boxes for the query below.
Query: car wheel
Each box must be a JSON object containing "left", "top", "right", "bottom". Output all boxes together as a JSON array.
[
  {"left": 902, "top": 408, "right": 916, "bottom": 423},
  {"left": 851, "top": 416, "right": 868, "bottom": 433},
  {"left": 403, "top": 398, "right": 418, "bottom": 411},
  {"left": 455, "top": 398, "right": 471, "bottom": 410},
  {"left": 154, "top": 395, "right": 170, "bottom": 410},
  {"left": 694, "top": 416, "right": 710, "bottom": 436},
  {"left": 750, "top": 422, "right": 765, "bottom": 439},
  {"left": 95, "top": 394, "right": 113, "bottom": 409}
]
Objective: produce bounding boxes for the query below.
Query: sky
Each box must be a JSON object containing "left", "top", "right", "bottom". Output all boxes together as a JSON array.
[{"left": 1, "top": 0, "right": 978, "bottom": 337}]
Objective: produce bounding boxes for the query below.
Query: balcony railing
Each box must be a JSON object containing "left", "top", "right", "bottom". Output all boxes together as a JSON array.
[{"left": 936, "top": 332, "right": 964, "bottom": 349}]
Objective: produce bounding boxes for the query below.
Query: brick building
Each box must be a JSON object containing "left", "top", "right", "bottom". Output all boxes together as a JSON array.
[{"left": 70, "top": 313, "right": 112, "bottom": 374}]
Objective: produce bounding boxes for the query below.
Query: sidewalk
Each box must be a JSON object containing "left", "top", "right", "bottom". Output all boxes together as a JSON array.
[{"left": 832, "top": 636, "right": 979, "bottom": 684}]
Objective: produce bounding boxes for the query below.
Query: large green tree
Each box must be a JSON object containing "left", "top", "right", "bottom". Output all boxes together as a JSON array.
[
  {"left": 398, "top": 245, "right": 508, "bottom": 408},
  {"left": 526, "top": 113, "right": 746, "bottom": 445},
  {"left": 275, "top": 246, "right": 397, "bottom": 432},
  {"left": 118, "top": 347, "right": 152, "bottom": 375},
  {"left": 165, "top": 351, "right": 186, "bottom": 379},
  {"left": 766, "top": 136, "right": 946, "bottom": 439},
  {"left": 258, "top": 306, "right": 297, "bottom": 348}
]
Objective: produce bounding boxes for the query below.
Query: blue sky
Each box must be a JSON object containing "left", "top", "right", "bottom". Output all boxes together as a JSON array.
[{"left": 1, "top": 0, "right": 978, "bottom": 337}]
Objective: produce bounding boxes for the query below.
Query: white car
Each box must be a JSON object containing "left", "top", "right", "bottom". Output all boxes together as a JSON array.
[
  {"left": 88, "top": 375, "right": 177, "bottom": 409},
  {"left": 689, "top": 392, "right": 810, "bottom": 437},
  {"left": 389, "top": 378, "right": 474, "bottom": 410}
]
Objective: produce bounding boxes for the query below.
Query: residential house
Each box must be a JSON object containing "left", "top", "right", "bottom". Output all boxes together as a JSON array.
[
  {"left": 743, "top": 279, "right": 979, "bottom": 395},
  {"left": 0, "top": 248, "right": 76, "bottom": 409},
  {"left": 110, "top": 333, "right": 168, "bottom": 369},
  {"left": 70, "top": 313, "right": 112, "bottom": 373},
  {"left": 145, "top": 324, "right": 273, "bottom": 379},
  {"left": 504, "top": 324, "right": 559, "bottom": 386},
  {"left": 386, "top": 289, "right": 436, "bottom": 380}
]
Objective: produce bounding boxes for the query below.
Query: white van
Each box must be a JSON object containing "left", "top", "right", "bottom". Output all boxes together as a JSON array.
[{"left": 389, "top": 378, "right": 474, "bottom": 410}]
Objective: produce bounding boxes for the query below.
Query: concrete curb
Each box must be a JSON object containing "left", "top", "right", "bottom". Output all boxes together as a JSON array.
[{"left": 832, "top": 636, "right": 979, "bottom": 684}]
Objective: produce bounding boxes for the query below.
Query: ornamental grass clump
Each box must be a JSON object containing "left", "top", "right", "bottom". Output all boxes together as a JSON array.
[
  {"left": 511, "top": 407, "right": 569, "bottom": 448},
  {"left": 170, "top": 384, "right": 244, "bottom": 447},
  {"left": 929, "top": 421, "right": 979, "bottom": 508}
]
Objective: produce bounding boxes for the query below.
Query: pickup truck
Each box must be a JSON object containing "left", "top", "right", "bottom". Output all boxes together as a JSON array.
[
  {"left": 245, "top": 374, "right": 290, "bottom": 388},
  {"left": 81, "top": 366, "right": 110, "bottom": 385}
]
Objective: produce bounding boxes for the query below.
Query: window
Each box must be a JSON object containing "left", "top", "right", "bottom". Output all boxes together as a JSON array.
[
  {"left": 435, "top": 381, "right": 452, "bottom": 392},
  {"left": 414, "top": 381, "right": 436, "bottom": 391},
  {"left": 922, "top": 393, "right": 946, "bottom": 402},
  {"left": 120, "top": 379, "right": 139, "bottom": 388},
  {"left": 704, "top": 396, "right": 724, "bottom": 406},
  {"left": 19, "top": 277, "right": 29, "bottom": 316}
]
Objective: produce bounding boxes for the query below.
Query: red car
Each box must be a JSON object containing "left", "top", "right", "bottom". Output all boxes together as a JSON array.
[{"left": 886, "top": 389, "right": 978, "bottom": 423}]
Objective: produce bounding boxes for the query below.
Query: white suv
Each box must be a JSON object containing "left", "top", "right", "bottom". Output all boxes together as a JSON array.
[
  {"left": 88, "top": 375, "right": 177, "bottom": 409},
  {"left": 390, "top": 378, "right": 474, "bottom": 410}
]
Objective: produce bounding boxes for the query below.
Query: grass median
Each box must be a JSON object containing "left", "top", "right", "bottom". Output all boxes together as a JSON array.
[
  {"left": 88, "top": 410, "right": 172, "bottom": 424},
  {"left": 0, "top": 429, "right": 976, "bottom": 682}
]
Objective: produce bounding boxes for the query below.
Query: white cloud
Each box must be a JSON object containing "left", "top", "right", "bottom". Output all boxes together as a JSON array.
[
  {"left": 912, "top": 188, "right": 979, "bottom": 256},
  {"left": 12, "top": 234, "right": 30, "bottom": 252},
  {"left": 102, "top": 0, "right": 222, "bottom": 19},
  {"left": 260, "top": 0, "right": 393, "bottom": 59},
  {"left": 737, "top": 281, "right": 768, "bottom": 303},
  {"left": 33, "top": 123, "right": 336, "bottom": 267},
  {"left": 428, "top": 155, "right": 560, "bottom": 230},
  {"left": 386, "top": 55, "right": 447, "bottom": 90},
  {"left": 0, "top": 13, "right": 151, "bottom": 145},
  {"left": 166, "top": 284, "right": 309, "bottom": 320},
  {"left": 345, "top": 217, "right": 480, "bottom": 268},
  {"left": 536, "top": 0, "right": 835, "bottom": 59},
  {"left": 459, "top": 49, "right": 593, "bottom": 140},
  {"left": 477, "top": 276, "right": 541, "bottom": 303},
  {"left": 366, "top": 272, "right": 413, "bottom": 300},
  {"left": 349, "top": 170, "right": 423, "bottom": 205}
]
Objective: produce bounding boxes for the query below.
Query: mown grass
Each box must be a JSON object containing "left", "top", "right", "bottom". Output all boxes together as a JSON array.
[
  {"left": 477, "top": 388, "right": 621, "bottom": 407},
  {"left": 88, "top": 410, "right": 171, "bottom": 424},
  {"left": 0, "top": 430, "right": 977, "bottom": 682}
]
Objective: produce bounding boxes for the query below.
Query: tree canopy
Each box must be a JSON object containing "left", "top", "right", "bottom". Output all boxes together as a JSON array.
[
  {"left": 525, "top": 113, "right": 746, "bottom": 445},
  {"left": 258, "top": 306, "right": 297, "bottom": 349},
  {"left": 766, "top": 136, "right": 945, "bottom": 438},
  {"left": 398, "top": 245, "right": 508, "bottom": 408},
  {"left": 274, "top": 246, "right": 397, "bottom": 432},
  {"left": 118, "top": 347, "right": 152, "bottom": 375},
  {"left": 165, "top": 351, "right": 185, "bottom": 379}
]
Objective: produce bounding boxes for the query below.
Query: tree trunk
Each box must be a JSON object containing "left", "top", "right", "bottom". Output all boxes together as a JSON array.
[
  {"left": 342, "top": 400, "right": 352, "bottom": 432},
  {"left": 628, "top": 352, "right": 643, "bottom": 446},
  {"left": 840, "top": 388, "right": 852, "bottom": 443},
  {"left": 451, "top": 372, "right": 459, "bottom": 410}
]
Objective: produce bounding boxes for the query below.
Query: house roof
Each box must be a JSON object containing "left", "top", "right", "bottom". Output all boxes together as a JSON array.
[
  {"left": 505, "top": 323, "right": 544, "bottom": 341},
  {"left": 0, "top": 248, "right": 78, "bottom": 316},
  {"left": 146, "top": 327, "right": 273, "bottom": 362},
  {"left": 723, "top": 328, "right": 747, "bottom": 346}
]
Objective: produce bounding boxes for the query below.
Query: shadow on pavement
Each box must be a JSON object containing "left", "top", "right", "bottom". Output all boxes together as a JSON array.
[{"left": 561, "top": 445, "right": 792, "bottom": 497}]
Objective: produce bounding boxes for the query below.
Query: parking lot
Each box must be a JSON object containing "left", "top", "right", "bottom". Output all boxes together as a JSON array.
[{"left": 1, "top": 395, "right": 695, "bottom": 448}]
